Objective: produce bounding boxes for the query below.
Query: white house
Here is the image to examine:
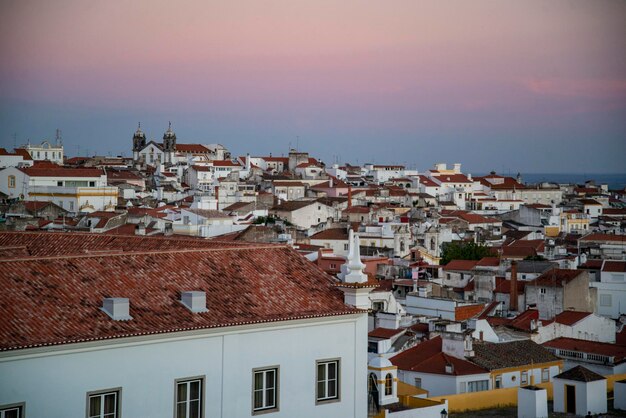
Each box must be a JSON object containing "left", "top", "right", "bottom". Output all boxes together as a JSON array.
[
  {"left": 172, "top": 208, "right": 247, "bottom": 238},
  {"left": 22, "top": 140, "right": 64, "bottom": 164},
  {"left": 0, "top": 148, "right": 33, "bottom": 169},
  {"left": 0, "top": 243, "right": 368, "bottom": 418},
  {"left": 271, "top": 199, "right": 339, "bottom": 230},
  {"left": 553, "top": 366, "right": 607, "bottom": 416},
  {"left": 590, "top": 260, "right": 626, "bottom": 319},
  {"left": 0, "top": 162, "right": 117, "bottom": 213}
]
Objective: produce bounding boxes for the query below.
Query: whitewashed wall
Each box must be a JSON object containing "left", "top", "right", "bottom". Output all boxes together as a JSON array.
[{"left": 0, "top": 315, "right": 367, "bottom": 418}]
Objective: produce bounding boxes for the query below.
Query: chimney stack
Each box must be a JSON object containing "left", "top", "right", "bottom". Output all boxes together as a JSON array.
[
  {"left": 510, "top": 261, "right": 518, "bottom": 311},
  {"left": 347, "top": 186, "right": 352, "bottom": 209}
]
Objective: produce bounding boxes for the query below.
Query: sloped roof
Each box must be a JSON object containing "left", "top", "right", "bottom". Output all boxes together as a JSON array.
[
  {"left": 554, "top": 311, "right": 592, "bottom": 326},
  {"left": 444, "top": 259, "right": 479, "bottom": 272},
  {"left": 554, "top": 365, "right": 605, "bottom": 382},
  {"left": 0, "top": 231, "right": 255, "bottom": 259},
  {"left": 0, "top": 245, "right": 359, "bottom": 351},
  {"left": 580, "top": 233, "right": 626, "bottom": 243},
  {"left": 175, "top": 144, "right": 211, "bottom": 153},
  {"left": 530, "top": 269, "right": 584, "bottom": 287},
  {"left": 543, "top": 338, "right": 626, "bottom": 364},
  {"left": 271, "top": 200, "right": 317, "bottom": 212},
  {"left": 310, "top": 228, "right": 349, "bottom": 240},
  {"left": 368, "top": 328, "right": 405, "bottom": 339},
  {"left": 602, "top": 260, "right": 626, "bottom": 273},
  {"left": 19, "top": 164, "right": 104, "bottom": 178},
  {"left": 471, "top": 339, "right": 559, "bottom": 370},
  {"left": 390, "top": 337, "right": 488, "bottom": 376}
]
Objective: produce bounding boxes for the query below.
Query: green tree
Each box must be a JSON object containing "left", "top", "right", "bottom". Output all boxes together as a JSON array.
[{"left": 440, "top": 241, "right": 492, "bottom": 265}]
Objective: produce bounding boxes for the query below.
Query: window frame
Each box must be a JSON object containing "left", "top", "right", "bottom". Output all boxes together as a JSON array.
[
  {"left": 384, "top": 373, "right": 393, "bottom": 396},
  {"left": 252, "top": 365, "right": 280, "bottom": 415},
  {"left": 174, "top": 375, "right": 205, "bottom": 418},
  {"left": 542, "top": 368, "right": 550, "bottom": 383},
  {"left": 85, "top": 387, "right": 122, "bottom": 418},
  {"left": 0, "top": 402, "right": 25, "bottom": 418},
  {"left": 316, "top": 358, "right": 341, "bottom": 405}
]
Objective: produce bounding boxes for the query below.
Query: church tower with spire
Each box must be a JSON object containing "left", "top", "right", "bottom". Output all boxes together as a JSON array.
[
  {"left": 132, "top": 123, "right": 146, "bottom": 162},
  {"left": 162, "top": 122, "right": 177, "bottom": 165}
]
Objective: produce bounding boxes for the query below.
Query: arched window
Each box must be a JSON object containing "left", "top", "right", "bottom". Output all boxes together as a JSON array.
[
  {"left": 385, "top": 373, "right": 393, "bottom": 396},
  {"left": 430, "top": 237, "right": 436, "bottom": 251}
]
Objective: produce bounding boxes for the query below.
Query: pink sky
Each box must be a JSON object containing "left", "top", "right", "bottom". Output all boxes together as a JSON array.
[{"left": 1, "top": 0, "right": 625, "bottom": 172}]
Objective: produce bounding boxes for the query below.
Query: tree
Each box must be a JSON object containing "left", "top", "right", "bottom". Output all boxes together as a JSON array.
[{"left": 440, "top": 241, "right": 492, "bottom": 265}]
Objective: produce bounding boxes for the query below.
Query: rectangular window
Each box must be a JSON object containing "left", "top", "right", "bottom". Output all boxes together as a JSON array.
[
  {"left": 467, "top": 380, "right": 489, "bottom": 392},
  {"left": 0, "top": 403, "right": 24, "bottom": 418},
  {"left": 175, "top": 377, "right": 203, "bottom": 418},
  {"left": 8, "top": 176, "right": 15, "bottom": 188},
  {"left": 70, "top": 201, "right": 75, "bottom": 211},
  {"left": 600, "top": 294, "right": 612, "bottom": 307},
  {"left": 495, "top": 375, "right": 502, "bottom": 389},
  {"left": 414, "top": 378, "right": 422, "bottom": 388},
  {"left": 542, "top": 368, "right": 549, "bottom": 382},
  {"left": 253, "top": 366, "right": 279, "bottom": 414},
  {"left": 521, "top": 371, "right": 528, "bottom": 385},
  {"left": 57, "top": 180, "right": 63, "bottom": 186},
  {"left": 316, "top": 359, "right": 340, "bottom": 403},
  {"left": 87, "top": 388, "right": 120, "bottom": 418}
]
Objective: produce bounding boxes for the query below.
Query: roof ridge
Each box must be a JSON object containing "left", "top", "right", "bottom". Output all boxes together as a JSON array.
[{"left": 0, "top": 244, "right": 287, "bottom": 263}]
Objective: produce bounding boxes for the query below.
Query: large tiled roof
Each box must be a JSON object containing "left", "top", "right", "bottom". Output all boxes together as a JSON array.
[
  {"left": 0, "top": 231, "right": 254, "bottom": 259},
  {"left": 175, "top": 144, "right": 211, "bottom": 153},
  {"left": 0, "top": 245, "right": 359, "bottom": 351},
  {"left": 390, "top": 337, "right": 488, "bottom": 376},
  {"left": 554, "top": 366, "right": 605, "bottom": 382},
  {"left": 19, "top": 164, "right": 105, "bottom": 178},
  {"left": 543, "top": 337, "right": 626, "bottom": 364},
  {"left": 471, "top": 340, "right": 559, "bottom": 370},
  {"left": 602, "top": 260, "right": 626, "bottom": 273}
]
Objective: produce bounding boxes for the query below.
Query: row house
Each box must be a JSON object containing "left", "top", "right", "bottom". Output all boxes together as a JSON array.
[
  {"left": 543, "top": 338, "right": 626, "bottom": 376},
  {"left": 0, "top": 161, "right": 117, "bottom": 213}
]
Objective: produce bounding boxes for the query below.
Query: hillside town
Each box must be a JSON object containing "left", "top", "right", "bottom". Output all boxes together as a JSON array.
[{"left": 1, "top": 126, "right": 626, "bottom": 418}]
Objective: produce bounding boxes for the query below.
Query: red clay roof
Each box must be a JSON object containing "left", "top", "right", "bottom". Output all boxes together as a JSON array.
[
  {"left": 475, "top": 257, "right": 500, "bottom": 267},
  {"left": 602, "top": 260, "right": 626, "bottom": 273},
  {"left": 455, "top": 304, "right": 485, "bottom": 321},
  {"left": 368, "top": 328, "right": 405, "bottom": 339},
  {"left": 19, "top": 164, "right": 104, "bottom": 178},
  {"left": 0, "top": 231, "right": 255, "bottom": 259},
  {"left": 175, "top": 144, "right": 211, "bottom": 153},
  {"left": 553, "top": 311, "right": 592, "bottom": 326},
  {"left": 580, "top": 233, "right": 626, "bottom": 243},
  {"left": 310, "top": 228, "right": 349, "bottom": 240},
  {"left": 0, "top": 245, "right": 360, "bottom": 351},
  {"left": 390, "top": 337, "right": 488, "bottom": 376},
  {"left": 543, "top": 338, "right": 626, "bottom": 364},
  {"left": 212, "top": 160, "right": 241, "bottom": 167},
  {"left": 444, "top": 259, "right": 479, "bottom": 271}
]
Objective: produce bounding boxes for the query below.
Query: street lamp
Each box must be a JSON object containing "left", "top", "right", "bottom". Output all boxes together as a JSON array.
[{"left": 441, "top": 408, "right": 448, "bottom": 418}]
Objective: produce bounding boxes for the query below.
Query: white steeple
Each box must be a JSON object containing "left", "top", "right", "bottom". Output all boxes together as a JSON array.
[{"left": 344, "top": 229, "right": 367, "bottom": 284}]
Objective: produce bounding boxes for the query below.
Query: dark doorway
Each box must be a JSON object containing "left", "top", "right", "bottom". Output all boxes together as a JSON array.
[{"left": 566, "top": 384, "right": 576, "bottom": 414}]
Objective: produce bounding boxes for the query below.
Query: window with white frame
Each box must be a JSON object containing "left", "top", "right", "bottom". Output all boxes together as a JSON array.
[
  {"left": 0, "top": 403, "right": 24, "bottom": 418},
  {"left": 414, "top": 378, "right": 421, "bottom": 388},
  {"left": 175, "top": 377, "right": 203, "bottom": 418},
  {"left": 521, "top": 371, "right": 528, "bottom": 385},
  {"left": 542, "top": 368, "right": 549, "bottom": 382},
  {"left": 87, "top": 388, "right": 120, "bottom": 418},
  {"left": 495, "top": 375, "right": 502, "bottom": 389},
  {"left": 316, "top": 359, "right": 340, "bottom": 403},
  {"left": 253, "top": 366, "right": 278, "bottom": 413}
]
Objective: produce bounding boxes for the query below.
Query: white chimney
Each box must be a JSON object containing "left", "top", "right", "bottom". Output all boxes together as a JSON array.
[
  {"left": 181, "top": 291, "right": 208, "bottom": 313},
  {"left": 101, "top": 297, "right": 133, "bottom": 321}
]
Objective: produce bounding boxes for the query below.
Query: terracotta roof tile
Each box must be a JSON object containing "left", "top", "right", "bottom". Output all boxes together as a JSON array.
[
  {"left": 368, "top": 328, "right": 405, "bottom": 339},
  {"left": 0, "top": 231, "right": 256, "bottom": 259},
  {"left": 310, "top": 228, "right": 349, "bottom": 240},
  {"left": 554, "top": 311, "right": 592, "bottom": 326},
  {"left": 554, "top": 365, "right": 606, "bottom": 382},
  {"left": 472, "top": 340, "right": 559, "bottom": 370},
  {"left": 0, "top": 245, "right": 359, "bottom": 351},
  {"left": 543, "top": 338, "right": 626, "bottom": 364}
]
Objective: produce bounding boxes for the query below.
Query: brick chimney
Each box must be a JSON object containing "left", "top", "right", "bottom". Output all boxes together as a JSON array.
[
  {"left": 510, "top": 260, "right": 518, "bottom": 311},
  {"left": 347, "top": 186, "right": 352, "bottom": 209}
]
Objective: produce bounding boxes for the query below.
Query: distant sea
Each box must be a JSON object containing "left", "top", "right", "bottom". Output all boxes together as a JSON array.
[{"left": 478, "top": 173, "right": 626, "bottom": 190}]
